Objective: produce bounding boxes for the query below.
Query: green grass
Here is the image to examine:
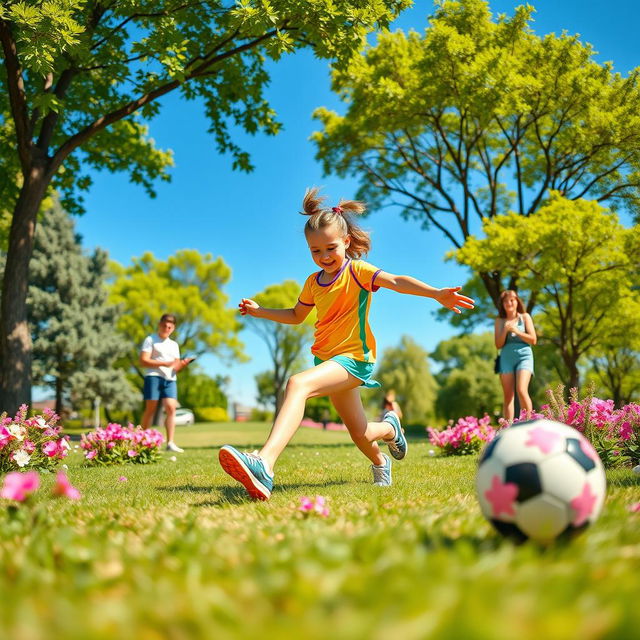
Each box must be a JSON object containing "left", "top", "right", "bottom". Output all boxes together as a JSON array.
[{"left": 1, "top": 422, "right": 639, "bottom": 640}]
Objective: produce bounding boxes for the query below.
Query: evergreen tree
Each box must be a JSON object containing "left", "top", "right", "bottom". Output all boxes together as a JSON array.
[{"left": 28, "top": 202, "right": 138, "bottom": 416}]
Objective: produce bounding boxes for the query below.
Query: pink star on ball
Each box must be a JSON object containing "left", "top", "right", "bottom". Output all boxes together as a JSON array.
[
  {"left": 570, "top": 482, "right": 598, "bottom": 526},
  {"left": 525, "top": 427, "right": 561, "bottom": 455},
  {"left": 484, "top": 475, "right": 519, "bottom": 517}
]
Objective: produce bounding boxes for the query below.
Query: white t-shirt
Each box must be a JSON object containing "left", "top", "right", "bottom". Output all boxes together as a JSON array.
[{"left": 141, "top": 334, "right": 180, "bottom": 381}]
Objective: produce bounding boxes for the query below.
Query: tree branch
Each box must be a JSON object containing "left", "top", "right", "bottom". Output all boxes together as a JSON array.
[{"left": 0, "top": 18, "right": 32, "bottom": 173}]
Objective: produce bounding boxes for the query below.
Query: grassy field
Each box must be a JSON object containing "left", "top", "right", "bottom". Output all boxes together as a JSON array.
[{"left": 1, "top": 422, "right": 639, "bottom": 640}]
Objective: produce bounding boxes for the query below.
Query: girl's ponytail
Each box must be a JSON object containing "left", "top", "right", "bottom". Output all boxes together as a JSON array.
[{"left": 301, "top": 188, "right": 371, "bottom": 259}]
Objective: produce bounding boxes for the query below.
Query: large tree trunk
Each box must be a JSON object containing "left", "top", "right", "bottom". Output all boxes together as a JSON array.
[{"left": 0, "top": 165, "right": 50, "bottom": 414}]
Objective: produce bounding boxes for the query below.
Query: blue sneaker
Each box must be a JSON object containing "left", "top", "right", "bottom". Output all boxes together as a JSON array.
[
  {"left": 219, "top": 445, "right": 274, "bottom": 500},
  {"left": 383, "top": 410, "right": 407, "bottom": 460},
  {"left": 371, "top": 453, "right": 392, "bottom": 486}
]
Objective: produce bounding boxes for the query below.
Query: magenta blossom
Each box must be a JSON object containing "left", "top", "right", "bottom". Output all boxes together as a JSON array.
[
  {"left": 118, "top": 476, "right": 127, "bottom": 482},
  {"left": 42, "top": 440, "right": 58, "bottom": 457},
  {"left": 628, "top": 503, "right": 640, "bottom": 513},
  {"left": 85, "top": 450, "right": 97, "bottom": 460},
  {"left": 1, "top": 471, "right": 40, "bottom": 501},
  {"left": 52, "top": 471, "right": 81, "bottom": 500},
  {"left": 299, "top": 495, "right": 329, "bottom": 517}
]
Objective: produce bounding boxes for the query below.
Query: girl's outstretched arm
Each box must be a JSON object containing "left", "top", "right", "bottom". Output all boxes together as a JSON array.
[
  {"left": 239, "top": 298, "right": 313, "bottom": 324},
  {"left": 374, "top": 272, "right": 475, "bottom": 314}
]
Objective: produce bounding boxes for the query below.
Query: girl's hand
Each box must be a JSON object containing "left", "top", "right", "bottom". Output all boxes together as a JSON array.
[
  {"left": 504, "top": 319, "right": 518, "bottom": 332},
  {"left": 239, "top": 298, "right": 261, "bottom": 317},
  {"left": 436, "top": 287, "right": 475, "bottom": 314}
]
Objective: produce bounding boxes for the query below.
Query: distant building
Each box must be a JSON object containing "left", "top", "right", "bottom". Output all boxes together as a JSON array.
[
  {"left": 232, "top": 403, "right": 252, "bottom": 422},
  {"left": 32, "top": 398, "right": 56, "bottom": 412}
]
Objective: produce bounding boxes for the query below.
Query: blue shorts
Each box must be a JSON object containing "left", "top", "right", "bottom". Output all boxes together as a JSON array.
[
  {"left": 143, "top": 376, "right": 177, "bottom": 400},
  {"left": 499, "top": 345, "right": 534, "bottom": 375},
  {"left": 313, "top": 355, "right": 381, "bottom": 388}
]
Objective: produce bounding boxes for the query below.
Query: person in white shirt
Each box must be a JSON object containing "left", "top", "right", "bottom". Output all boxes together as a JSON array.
[{"left": 139, "top": 314, "right": 193, "bottom": 453}]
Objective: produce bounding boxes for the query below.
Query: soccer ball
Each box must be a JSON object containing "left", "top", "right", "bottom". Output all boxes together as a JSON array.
[{"left": 476, "top": 419, "right": 606, "bottom": 543}]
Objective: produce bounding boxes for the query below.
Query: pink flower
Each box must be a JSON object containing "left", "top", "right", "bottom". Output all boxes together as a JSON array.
[
  {"left": 127, "top": 450, "right": 138, "bottom": 457},
  {"left": 628, "top": 503, "right": 640, "bottom": 513},
  {"left": 85, "top": 450, "right": 97, "bottom": 460},
  {"left": 23, "top": 439, "right": 36, "bottom": 454},
  {"left": 42, "top": 440, "right": 58, "bottom": 457},
  {"left": 1, "top": 471, "right": 40, "bottom": 501},
  {"left": 118, "top": 476, "right": 127, "bottom": 482},
  {"left": 313, "top": 495, "right": 329, "bottom": 517},
  {"left": 299, "top": 496, "right": 314, "bottom": 512},
  {"left": 52, "top": 471, "right": 81, "bottom": 500},
  {"left": 298, "top": 495, "right": 329, "bottom": 517}
]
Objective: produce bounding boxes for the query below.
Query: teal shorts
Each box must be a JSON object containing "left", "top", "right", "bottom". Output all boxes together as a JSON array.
[
  {"left": 313, "top": 355, "right": 381, "bottom": 389},
  {"left": 498, "top": 344, "right": 534, "bottom": 375}
]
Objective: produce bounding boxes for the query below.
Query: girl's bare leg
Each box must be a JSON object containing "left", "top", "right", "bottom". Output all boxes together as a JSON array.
[
  {"left": 329, "top": 387, "right": 394, "bottom": 466},
  {"left": 500, "top": 373, "right": 515, "bottom": 422},
  {"left": 259, "top": 361, "right": 360, "bottom": 471},
  {"left": 515, "top": 369, "right": 533, "bottom": 418}
]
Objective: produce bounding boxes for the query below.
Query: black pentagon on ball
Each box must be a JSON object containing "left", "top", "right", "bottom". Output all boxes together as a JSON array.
[
  {"left": 490, "top": 519, "right": 528, "bottom": 544},
  {"left": 566, "top": 437, "right": 596, "bottom": 472},
  {"left": 478, "top": 435, "right": 501, "bottom": 464},
  {"left": 558, "top": 521, "right": 590, "bottom": 542},
  {"left": 505, "top": 463, "right": 542, "bottom": 502}
]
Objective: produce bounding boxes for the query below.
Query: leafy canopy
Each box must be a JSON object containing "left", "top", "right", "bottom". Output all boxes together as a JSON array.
[
  {"left": 454, "top": 193, "right": 640, "bottom": 387},
  {"left": 109, "top": 248, "right": 245, "bottom": 386},
  {"left": 0, "top": 0, "right": 410, "bottom": 216},
  {"left": 313, "top": 0, "right": 640, "bottom": 305}
]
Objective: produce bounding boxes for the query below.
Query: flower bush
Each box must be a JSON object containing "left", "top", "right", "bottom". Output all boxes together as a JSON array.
[
  {"left": 427, "top": 415, "right": 496, "bottom": 456},
  {"left": 80, "top": 423, "right": 164, "bottom": 466},
  {"left": 0, "top": 405, "right": 70, "bottom": 473},
  {"left": 431, "top": 384, "right": 639, "bottom": 468},
  {"left": 515, "top": 385, "right": 640, "bottom": 469}
]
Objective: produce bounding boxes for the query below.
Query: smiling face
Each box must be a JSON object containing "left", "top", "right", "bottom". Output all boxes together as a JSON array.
[
  {"left": 501, "top": 291, "right": 520, "bottom": 318},
  {"left": 306, "top": 223, "right": 351, "bottom": 274}
]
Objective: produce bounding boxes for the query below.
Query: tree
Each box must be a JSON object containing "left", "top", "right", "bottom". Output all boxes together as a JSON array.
[
  {"left": 244, "top": 280, "right": 313, "bottom": 413},
  {"left": 178, "top": 367, "right": 228, "bottom": 410},
  {"left": 109, "top": 249, "right": 244, "bottom": 390},
  {"left": 313, "top": 0, "right": 640, "bottom": 311},
  {"left": 431, "top": 332, "right": 502, "bottom": 419},
  {"left": 0, "top": 0, "right": 409, "bottom": 413},
  {"left": 374, "top": 335, "right": 437, "bottom": 425},
  {"left": 586, "top": 302, "right": 640, "bottom": 406},
  {"left": 27, "top": 201, "right": 138, "bottom": 415},
  {"left": 454, "top": 194, "right": 640, "bottom": 390}
]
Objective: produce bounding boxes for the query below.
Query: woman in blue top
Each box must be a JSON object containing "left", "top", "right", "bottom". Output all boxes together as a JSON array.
[{"left": 494, "top": 290, "right": 537, "bottom": 421}]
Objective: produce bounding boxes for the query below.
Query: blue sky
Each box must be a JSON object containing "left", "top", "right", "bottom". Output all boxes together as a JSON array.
[{"left": 74, "top": 0, "right": 640, "bottom": 406}]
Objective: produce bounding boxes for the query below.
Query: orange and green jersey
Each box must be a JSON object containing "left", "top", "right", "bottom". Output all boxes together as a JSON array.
[{"left": 298, "top": 259, "right": 382, "bottom": 363}]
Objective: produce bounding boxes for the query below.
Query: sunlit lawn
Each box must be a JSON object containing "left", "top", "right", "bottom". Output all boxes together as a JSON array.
[{"left": 1, "top": 422, "right": 639, "bottom": 640}]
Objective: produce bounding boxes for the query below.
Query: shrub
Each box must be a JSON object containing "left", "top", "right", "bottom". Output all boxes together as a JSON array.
[
  {"left": 535, "top": 385, "right": 640, "bottom": 468},
  {"left": 80, "top": 423, "right": 164, "bottom": 465},
  {"left": 0, "top": 405, "right": 70, "bottom": 473},
  {"left": 193, "top": 407, "right": 228, "bottom": 423},
  {"left": 427, "top": 415, "right": 495, "bottom": 456},
  {"left": 250, "top": 408, "right": 273, "bottom": 422}
]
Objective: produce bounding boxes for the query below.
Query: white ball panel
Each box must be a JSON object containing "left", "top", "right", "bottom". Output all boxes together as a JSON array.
[
  {"left": 493, "top": 420, "right": 569, "bottom": 466},
  {"left": 515, "top": 494, "right": 570, "bottom": 542}
]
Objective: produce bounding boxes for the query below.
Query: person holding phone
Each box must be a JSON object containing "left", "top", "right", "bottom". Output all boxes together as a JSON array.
[{"left": 139, "top": 313, "right": 194, "bottom": 453}]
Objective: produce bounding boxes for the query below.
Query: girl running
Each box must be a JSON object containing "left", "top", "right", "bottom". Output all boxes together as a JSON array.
[{"left": 219, "top": 188, "right": 474, "bottom": 500}]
